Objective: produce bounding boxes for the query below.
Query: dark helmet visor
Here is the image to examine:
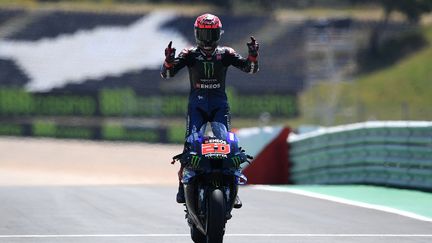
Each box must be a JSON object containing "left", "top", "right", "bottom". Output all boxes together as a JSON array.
[{"left": 195, "top": 28, "right": 221, "bottom": 42}]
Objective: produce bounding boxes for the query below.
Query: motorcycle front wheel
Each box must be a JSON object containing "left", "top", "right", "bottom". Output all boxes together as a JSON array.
[
  {"left": 206, "top": 188, "right": 226, "bottom": 243},
  {"left": 191, "top": 224, "right": 206, "bottom": 243}
]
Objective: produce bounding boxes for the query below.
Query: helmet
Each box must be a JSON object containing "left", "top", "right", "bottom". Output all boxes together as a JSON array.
[{"left": 194, "top": 13, "right": 222, "bottom": 51}]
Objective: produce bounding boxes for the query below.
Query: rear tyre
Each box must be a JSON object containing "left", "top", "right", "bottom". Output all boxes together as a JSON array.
[{"left": 206, "top": 189, "right": 226, "bottom": 243}]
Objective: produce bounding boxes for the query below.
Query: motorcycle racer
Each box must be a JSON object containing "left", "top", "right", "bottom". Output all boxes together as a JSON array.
[{"left": 160, "top": 13, "right": 259, "bottom": 204}]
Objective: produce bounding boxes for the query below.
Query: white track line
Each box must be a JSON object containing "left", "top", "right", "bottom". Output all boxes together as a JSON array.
[
  {"left": 252, "top": 185, "right": 432, "bottom": 223},
  {"left": 0, "top": 234, "right": 431, "bottom": 238}
]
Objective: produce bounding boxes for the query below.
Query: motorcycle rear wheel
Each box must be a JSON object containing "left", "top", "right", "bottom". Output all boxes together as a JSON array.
[{"left": 206, "top": 189, "right": 226, "bottom": 243}]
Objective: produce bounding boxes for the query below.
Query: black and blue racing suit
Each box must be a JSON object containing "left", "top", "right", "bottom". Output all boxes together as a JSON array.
[{"left": 161, "top": 46, "right": 259, "bottom": 138}]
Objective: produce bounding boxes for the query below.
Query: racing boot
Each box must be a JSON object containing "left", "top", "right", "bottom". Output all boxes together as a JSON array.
[
  {"left": 176, "top": 182, "right": 185, "bottom": 204},
  {"left": 234, "top": 195, "right": 242, "bottom": 209}
]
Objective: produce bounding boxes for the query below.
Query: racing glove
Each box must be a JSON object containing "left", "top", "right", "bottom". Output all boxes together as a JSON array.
[
  {"left": 164, "top": 41, "right": 176, "bottom": 68},
  {"left": 247, "top": 36, "right": 259, "bottom": 62}
]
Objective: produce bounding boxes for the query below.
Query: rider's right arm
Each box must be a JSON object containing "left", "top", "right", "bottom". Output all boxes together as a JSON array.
[{"left": 160, "top": 48, "right": 190, "bottom": 79}]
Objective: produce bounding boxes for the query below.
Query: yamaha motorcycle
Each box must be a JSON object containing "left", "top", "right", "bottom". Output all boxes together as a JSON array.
[{"left": 172, "top": 123, "right": 252, "bottom": 243}]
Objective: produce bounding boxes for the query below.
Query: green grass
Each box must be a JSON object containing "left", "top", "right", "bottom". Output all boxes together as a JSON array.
[
  {"left": 278, "top": 185, "right": 432, "bottom": 219},
  {"left": 0, "top": 124, "right": 22, "bottom": 136},
  {"left": 33, "top": 121, "right": 56, "bottom": 137},
  {"left": 298, "top": 25, "right": 432, "bottom": 126}
]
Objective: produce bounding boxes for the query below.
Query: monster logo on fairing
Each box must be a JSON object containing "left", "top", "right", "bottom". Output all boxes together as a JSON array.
[
  {"left": 190, "top": 155, "right": 202, "bottom": 168},
  {"left": 231, "top": 156, "right": 242, "bottom": 168}
]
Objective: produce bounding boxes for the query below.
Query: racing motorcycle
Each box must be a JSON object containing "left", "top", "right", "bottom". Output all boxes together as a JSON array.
[{"left": 172, "top": 122, "right": 252, "bottom": 243}]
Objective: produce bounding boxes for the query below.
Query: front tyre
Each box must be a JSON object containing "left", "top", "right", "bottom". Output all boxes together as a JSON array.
[
  {"left": 206, "top": 189, "right": 226, "bottom": 243},
  {"left": 191, "top": 224, "right": 206, "bottom": 243}
]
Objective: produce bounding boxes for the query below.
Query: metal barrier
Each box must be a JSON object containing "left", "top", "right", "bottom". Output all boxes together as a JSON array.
[{"left": 289, "top": 121, "right": 432, "bottom": 191}]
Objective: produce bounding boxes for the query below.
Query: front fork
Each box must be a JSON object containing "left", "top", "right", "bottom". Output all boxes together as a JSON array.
[{"left": 205, "top": 185, "right": 238, "bottom": 220}]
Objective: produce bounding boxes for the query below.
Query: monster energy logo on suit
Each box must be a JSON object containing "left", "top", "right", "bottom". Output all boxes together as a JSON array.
[{"left": 203, "top": 62, "right": 214, "bottom": 78}]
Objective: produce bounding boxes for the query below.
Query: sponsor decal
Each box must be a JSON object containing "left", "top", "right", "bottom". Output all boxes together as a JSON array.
[
  {"left": 201, "top": 140, "right": 230, "bottom": 157},
  {"left": 249, "top": 61, "right": 255, "bottom": 74},
  {"left": 206, "top": 138, "right": 226, "bottom": 144},
  {"left": 186, "top": 115, "right": 190, "bottom": 135},
  {"left": 203, "top": 61, "right": 214, "bottom": 78},
  {"left": 231, "top": 156, "right": 242, "bottom": 168},
  {"left": 190, "top": 155, "right": 201, "bottom": 168},
  {"left": 211, "top": 180, "right": 222, "bottom": 187},
  {"left": 200, "top": 78, "right": 218, "bottom": 83},
  {"left": 195, "top": 83, "right": 221, "bottom": 89},
  {"left": 228, "top": 132, "right": 235, "bottom": 142}
]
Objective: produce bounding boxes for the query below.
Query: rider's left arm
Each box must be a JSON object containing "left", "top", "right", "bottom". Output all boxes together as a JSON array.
[{"left": 226, "top": 37, "right": 259, "bottom": 74}]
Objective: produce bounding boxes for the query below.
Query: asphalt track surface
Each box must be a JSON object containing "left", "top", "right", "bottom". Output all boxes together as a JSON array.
[{"left": 1, "top": 185, "right": 431, "bottom": 243}]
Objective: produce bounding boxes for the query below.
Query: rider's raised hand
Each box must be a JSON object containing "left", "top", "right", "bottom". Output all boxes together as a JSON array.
[
  {"left": 247, "top": 36, "right": 259, "bottom": 58},
  {"left": 164, "top": 41, "right": 176, "bottom": 67}
]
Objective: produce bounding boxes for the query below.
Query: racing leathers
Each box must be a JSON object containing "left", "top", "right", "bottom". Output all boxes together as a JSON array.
[{"left": 160, "top": 46, "right": 259, "bottom": 138}]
